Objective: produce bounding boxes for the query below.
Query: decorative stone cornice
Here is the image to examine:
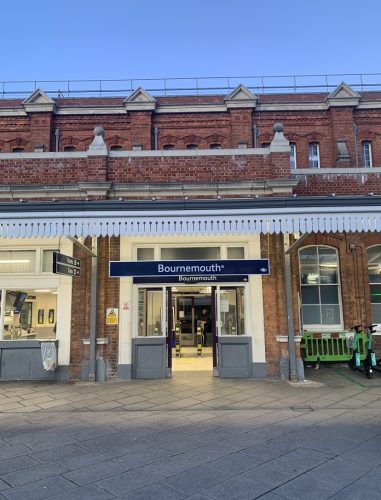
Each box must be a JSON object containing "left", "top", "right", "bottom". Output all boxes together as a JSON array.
[
  {"left": 326, "top": 82, "right": 361, "bottom": 108},
  {"left": 123, "top": 87, "right": 156, "bottom": 112},
  {"left": 22, "top": 89, "right": 56, "bottom": 113},
  {"left": 224, "top": 84, "right": 257, "bottom": 109}
]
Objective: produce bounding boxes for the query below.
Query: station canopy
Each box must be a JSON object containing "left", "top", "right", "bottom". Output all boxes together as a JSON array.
[{"left": 0, "top": 197, "right": 381, "bottom": 238}]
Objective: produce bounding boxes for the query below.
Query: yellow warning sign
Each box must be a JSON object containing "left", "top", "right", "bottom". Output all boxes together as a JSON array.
[{"left": 106, "top": 308, "right": 119, "bottom": 325}]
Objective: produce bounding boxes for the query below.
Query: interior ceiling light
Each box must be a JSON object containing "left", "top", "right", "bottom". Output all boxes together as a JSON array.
[
  {"left": 33, "top": 289, "right": 52, "bottom": 293},
  {"left": 0, "top": 259, "right": 30, "bottom": 263}
]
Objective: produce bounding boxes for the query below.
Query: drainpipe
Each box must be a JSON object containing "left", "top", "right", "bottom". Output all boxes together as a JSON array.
[
  {"left": 154, "top": 127, "right": 159, "bottom": 150},
  {"left": 252, "top": 124, "right": 258, "bottom": 148},
  {"left": 88, "top": 237, "right": 98, "bottom": 382},
  {"left": 54, "top": 127, "right": 61, "bottom": 152},
  {"left": 283, "top": 234, "right": 298, "bottom": 381},
  {"left": 353, "top": 123, "right": 359, "bottom": 168}
]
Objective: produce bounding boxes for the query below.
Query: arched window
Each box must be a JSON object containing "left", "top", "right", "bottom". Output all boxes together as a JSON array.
[
  {"left": 299, "top": 245, "right": 342, "bottom": 328},
  {"left": 209, "top": 143, "right": 221, "bottom": 149},
  {"left": 110, "top": 145, "right": 123, "bottom": 151},
  {"left": 63, "top": 146, "right": 76, "bottom": 152},
  {"left": 186, "top": 144, "right": 198, "bottom": 150},
  {"left": 163, "top": 144, "right": 175, "bottom": 150},
  {"left": 362, "top": 141, "right": 373, "bottom": 167},
  {"left": 12, "top": 147, "right": 24, "bottom": 153},
  {"left": 367, "top": 245, "right": 381, "bottom": 323},
  {"left": 308, "top": 143, "right": 320, "bottom": 168}
]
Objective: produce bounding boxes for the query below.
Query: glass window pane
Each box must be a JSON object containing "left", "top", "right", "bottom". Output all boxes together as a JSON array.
[
  {"left": 371, "top": 304, "right": 381, "bottom": 323},
  {"left": 301, "top": 286, "right": 319, "bottom": 304},
  {"left": 137, "top": 248, "right": 154, "bottom": 261},
  {"left": 137, "top": 288, "right": 163, "bottom": 336},
  {"left": 299, "top": 247, "right": 318, "bottom": 266},
  {"left": 42, "top": 250, "right": 58, "bottom": 272},
  {"left": 220, "top": 289, "right": 238, "bottom": 335},
  {"left": 319, "top": 268, "right": 337, "bottom": 284},
  {"left": 147, "top": 290, "right": 162, "bottom": 335},
  {"left": 161, "top": 247, "right": 220, "bottom": 260},
  {"left": 321, "top": 305, "right": 341, "bottom": 325},
  {"left": 302, "top": 305, "right": 321, "bottom": 324},
  {"left": 300, "top": 271, "right": 319, "bottom": 284},
  {"left": 227, "top": 247, "right": 245, "bottom": 259},
  {"left": 318, "top": 247, "right": 337, "bottom": 265},
  {"left": 0, "top": 251, "right": 36, "bottom": 273},
  {"left": 369, "top": 268, "right": 381, "bottom": 283},
  {"left": 368, "top": 246, "right": 381, "bottom": 282},
  {"left": 3, "top": 290, "right": 56, "bottom": 340},
  {"left": 370, "top": 284, "right": 381, "bottom": 303},
  {"left": 320, "top": 286, "right": 339, "bottom": 304},
  {"left": 290, "top": 144, "right": 297, "bottom": 169}
]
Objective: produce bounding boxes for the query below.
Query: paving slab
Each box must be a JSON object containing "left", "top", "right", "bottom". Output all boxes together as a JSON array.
[{"left": 0, "top": 368, "right": 380, "bottom": 498}]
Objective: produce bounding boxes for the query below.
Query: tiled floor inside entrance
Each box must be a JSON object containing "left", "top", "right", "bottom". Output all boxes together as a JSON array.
[{"left": 172, "top": 347, "right": 213, "bottom": 372}]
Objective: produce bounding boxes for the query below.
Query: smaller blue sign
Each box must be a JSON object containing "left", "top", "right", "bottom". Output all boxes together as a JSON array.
[
  {"left": 110, "top": 259, "right": 269, "bottom": 278},
  {"left": 133, "top": 275, "right": 249, "bottom": 284}
]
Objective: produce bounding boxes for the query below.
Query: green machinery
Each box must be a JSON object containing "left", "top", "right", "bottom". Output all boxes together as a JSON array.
[{"left": 301, "top": 331, "right": 368, "bottom": 363}]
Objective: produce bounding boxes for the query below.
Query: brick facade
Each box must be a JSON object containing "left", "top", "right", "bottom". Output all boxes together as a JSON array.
[{"left": 1, "top": 82, "right": 381, "bottom": 380}]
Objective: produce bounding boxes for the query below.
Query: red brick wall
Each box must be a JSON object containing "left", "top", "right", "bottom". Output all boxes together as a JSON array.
[
  {"left": 0, "top": 152, "right": 291, "bottom": 192},
  {"left": 70, "top": 240, "right": 92, "bottom": 379},
  {"left": 294, "top": 173, "right": 381, "bottom": 196},
  {"left": 70, "top": 237, "right": 120, "bottom": 380},
  {"left": 95, "top": 237, "right": 120, "bottom": 379},
  {"left": 261, "top": 233, "right": 288, "bottom": 376},
  {"left": 1, "top": 94, "right": 381, "bottom": 165}
]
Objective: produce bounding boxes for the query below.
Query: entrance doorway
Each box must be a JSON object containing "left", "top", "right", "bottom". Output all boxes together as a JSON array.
[
  {"left": 135, "top": 283, "right": 247, "bottom": 378},
  {"left": 171, "top": 286, "right": 214, "bottom": 372}
]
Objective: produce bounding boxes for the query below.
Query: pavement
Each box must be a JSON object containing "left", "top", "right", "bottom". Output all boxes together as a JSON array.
[{"left": 0, "top": 365, "right": 380, "bottom": 499}]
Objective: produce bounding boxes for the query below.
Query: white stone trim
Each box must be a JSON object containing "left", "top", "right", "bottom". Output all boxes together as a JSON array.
[
  {"left": 0, "top": 146, "right": 285, "bottom": 160},
  {"left": 292, "top": 167, "right": 381, "bottom": 174}
]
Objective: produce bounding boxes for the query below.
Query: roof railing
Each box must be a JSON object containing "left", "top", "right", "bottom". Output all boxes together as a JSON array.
[{"left": 2, "top": 73, "right": 381, "bottom": 99}]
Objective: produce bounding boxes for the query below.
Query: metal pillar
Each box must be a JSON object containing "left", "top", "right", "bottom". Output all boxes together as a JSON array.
[{"left": 283, "top": 233, "right": 298, "bottom": 381}]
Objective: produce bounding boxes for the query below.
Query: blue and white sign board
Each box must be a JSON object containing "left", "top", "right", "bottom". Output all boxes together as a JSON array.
[
  {"left": 133, "top": 275, "right": 249, "bottom": 284},
  {"left": 110, "top": 259, "right": 269, "bottom": 282}
]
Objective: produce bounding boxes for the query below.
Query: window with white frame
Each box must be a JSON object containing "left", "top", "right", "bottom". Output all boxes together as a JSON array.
[
  {"left": 362, "top": 141, "right": 373, "bottom": 167},
  {"left": 0, "top": 248, "right": 59, "bottom": 274},
  {"left": 308, "top": 143, "right": 320, "bottom": 168},
  {"left": 290, "top": 143, "right": 297, "bottom": 169},
  {"left": 299, "top": 246, "right": 342, "bottom": 328},
  {"left": 367, "top": 245, "right": 381, "bottom": 323},
  {"left": 135, "top": 245, "right": 246, "bottom": 261}
]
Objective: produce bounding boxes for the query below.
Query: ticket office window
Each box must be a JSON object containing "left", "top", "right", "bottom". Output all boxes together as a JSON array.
[{"left": 1, "top": 289, "right": 57, "bottom": 340}]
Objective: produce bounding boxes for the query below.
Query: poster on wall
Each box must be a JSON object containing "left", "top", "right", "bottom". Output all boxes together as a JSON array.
[
  {"left": 106, "top": 308, "right": 119, "bottom": 325},
  {"left": 38, "top": 309, "right": 44, "bottom": 324},
  {"left": 48, "top": 309, "right": 55, "bottom": 324}
]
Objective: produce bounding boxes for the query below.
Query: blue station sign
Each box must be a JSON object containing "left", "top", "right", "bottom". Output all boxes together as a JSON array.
[
  {"left": 109, "top": 259, "right": 270, "bottom": 279},
  {"left": 133, "top": 275, "right": 249, "bottom": 284}
]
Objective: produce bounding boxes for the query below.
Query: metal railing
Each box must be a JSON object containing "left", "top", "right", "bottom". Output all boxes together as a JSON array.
[{"left": 2, "top": 73, "right": 381, "bottom": 99}]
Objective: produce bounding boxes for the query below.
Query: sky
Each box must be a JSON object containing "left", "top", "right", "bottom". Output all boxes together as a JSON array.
[{"left": 1, "top": 0, "right": 380, "bottom": 94}]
